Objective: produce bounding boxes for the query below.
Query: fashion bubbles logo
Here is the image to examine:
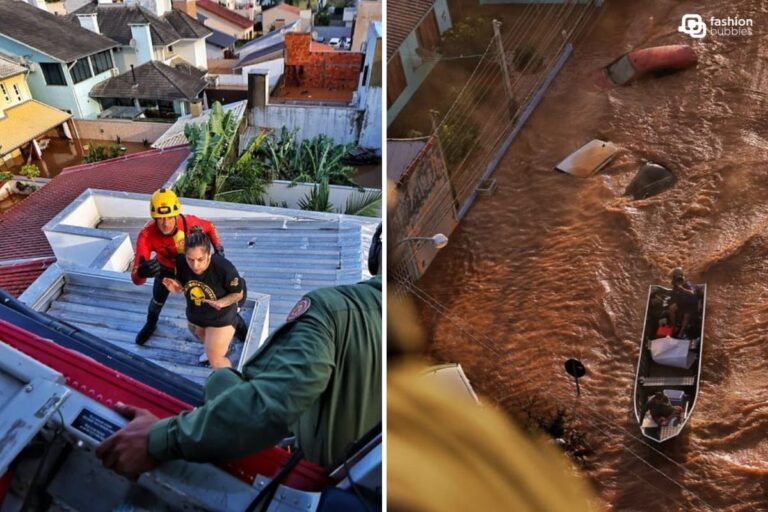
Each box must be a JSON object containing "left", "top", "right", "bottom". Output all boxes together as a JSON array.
[
  {"left": 678, "top": 14, "right": 707, "bottom": 38},
  {"left": 678, "top": 13, "right": 753, "bottom": 38}
]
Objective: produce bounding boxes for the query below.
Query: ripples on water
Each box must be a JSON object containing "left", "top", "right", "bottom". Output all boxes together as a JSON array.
[{"left": 419, "top": 0, "right": 768, "bottom": 509}]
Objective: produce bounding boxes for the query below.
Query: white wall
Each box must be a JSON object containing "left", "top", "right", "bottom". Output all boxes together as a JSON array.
[
  {"left": 241, "top": 58, "right": 283, "bottom": 88},
  {"left": 113, "top": 48, "right": 131, "bottom": 73},
  {"left": 358, "top": 86, "right": 381, "bottom": 151},
  {"left": 177, "top": 39, "right": 208, "bottom": 70},
  {"left": 74, "top": 119, "right": 170, "bottom": 143},
  {"left": 386, "top": 0, "right": 452, "bottom": 126},
  {"left": 251, "top": 104, "right": 360, "bottom": 144},
  {"left": 266, "top": 181, "right": 381, "bottom": 216},
  {"left": 207, "top": 43, "right": 225, "bottom": 60},
  {"left": 434, "top": 0, "right": 452, "bottom": 33}
]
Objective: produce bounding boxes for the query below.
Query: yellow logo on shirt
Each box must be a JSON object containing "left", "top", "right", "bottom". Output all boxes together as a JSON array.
[{"left": 185, "top": 281, "right": 216, "bottom": 306}]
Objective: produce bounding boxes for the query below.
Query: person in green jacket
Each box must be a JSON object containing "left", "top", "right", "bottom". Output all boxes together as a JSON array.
[{"left": 95, "top": 225, "right": 382, "bottom": 476}]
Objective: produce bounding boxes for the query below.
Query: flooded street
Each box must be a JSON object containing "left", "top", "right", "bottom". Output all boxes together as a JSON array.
[{"left": 419, "top": 0, "right": 768, "bottom": 509}]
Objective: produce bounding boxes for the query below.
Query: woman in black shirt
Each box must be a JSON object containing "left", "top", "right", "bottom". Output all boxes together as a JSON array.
[{"left": 163, "top": 227, "right": 245, "bottom": 368}]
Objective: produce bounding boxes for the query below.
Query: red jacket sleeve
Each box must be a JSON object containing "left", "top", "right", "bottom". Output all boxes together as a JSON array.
[{"left": 131, "top": 224, "right": 153, "bottom": 285}]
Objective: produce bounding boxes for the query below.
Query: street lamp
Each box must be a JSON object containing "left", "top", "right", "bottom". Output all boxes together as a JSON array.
[{"left": 394, "top": 233, "right": 449, "bottom": 250}]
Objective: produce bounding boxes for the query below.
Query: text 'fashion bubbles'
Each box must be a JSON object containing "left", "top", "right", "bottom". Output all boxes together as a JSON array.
[{"left": 679, "top": 14, "right": 707, "bottom": 39}]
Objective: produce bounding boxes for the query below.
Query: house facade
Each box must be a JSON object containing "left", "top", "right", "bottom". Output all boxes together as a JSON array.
[
  {"left": 386, "top": 0, "right": 452, "bottom": 126},
  {"left": 0, "top": 54, "right": 75, "bottom": 171},
  {"left": 69, "top": 0, "right": 211, "bottom": 73},
  {"left": 261, "top": 2, "right": 300, "bottom": 32},
  {"left": 0, "top": 0, "right": 118, "bottom": 118},
  {"left": 351, "top": 0, "right": 381, "bottom": 52},
  {"left": 356, "top": 21, "right": 382, "bottom": 151},
  {"left": 197, "top": 0, "right": 254, "bottom": 40}
]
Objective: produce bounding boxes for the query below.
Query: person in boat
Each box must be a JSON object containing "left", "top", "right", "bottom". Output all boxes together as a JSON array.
[
  {"left": 131, "top": 188, "right": 247, "bottom": 346},
  {"left": 647, "top": 391, "right": 683, "bottom": 426},
  {"left": 95, "top": 224, "right": 382, "bottom": 476},
  {"left": 668, "top": 267, "right": 700, "bottom": 339},
  {"left": 162, "top": 227, "right": 246, "bottom": 369}
]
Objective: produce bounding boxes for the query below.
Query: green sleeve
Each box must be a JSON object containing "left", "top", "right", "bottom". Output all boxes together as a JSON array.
[{"left": 147, "top": 311, "right": 335, "bottom": 463}]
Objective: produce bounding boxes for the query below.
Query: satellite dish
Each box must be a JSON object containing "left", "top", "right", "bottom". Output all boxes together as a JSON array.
[
  {"left": 129, "top": 38, "right": 138, "bottom": 49},
  {"left": 311, "top": 31, "right": 319, "bottom": 40}
]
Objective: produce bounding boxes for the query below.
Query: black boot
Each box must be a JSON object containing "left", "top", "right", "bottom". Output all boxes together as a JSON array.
[
  {"left": 235, "top": 314, "right": 248, "bottom": 342},
  {"left": 136, "top": 300, "right": 162, "bottom": 346}
]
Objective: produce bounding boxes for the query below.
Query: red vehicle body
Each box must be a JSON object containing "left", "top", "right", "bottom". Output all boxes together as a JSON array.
[{"left": 595, "top": 45, "right": 698, "bottom": 88}]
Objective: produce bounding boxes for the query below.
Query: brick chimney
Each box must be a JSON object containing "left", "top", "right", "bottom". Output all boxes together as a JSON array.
[{"left": 172, "top": 0, "right": 196, "bottom": 18}]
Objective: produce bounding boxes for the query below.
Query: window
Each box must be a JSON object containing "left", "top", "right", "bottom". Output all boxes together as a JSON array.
[
  {"left": 69, "top": 57, "right": 93, "bottom": 84},
  {"left": 40, "top": 62, "right": 66, "bottom": 86},
  {"left": 90, "top": 50, "right": 113, "bottom": 75},
  {"left": 168, "top": 45, "right": 174, "bottom": 54},
  {"left": 12, "top": 84, "right": 22, "bottom": 102},
  {"left": 416, "top": 10, "right": 440, "bottom": 52},
  {"left": 361, "top": 64, "right": 369, "bottom": 86},
  {"left": 387, "top": 53, "right": 406, "bottom": 107},
  {"left": 0, "top": 83, "right": 8, "bottom": 102}
]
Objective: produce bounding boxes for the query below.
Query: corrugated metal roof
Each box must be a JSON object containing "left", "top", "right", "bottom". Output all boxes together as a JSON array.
[
  {"left": 152, "top": 100, "right": 247, "bottom": 149},
  {"left": 386, "top": 0, "right": 435, "bottom": 61},
  {"left": 234, "top": 20, "right": 297, "bottom": 57},
  {"left": 39, "top": 268, "right": 257, "bottom": 385},
  {"left": 0, "top": 100, "right": 72, "bottom": 156},
  {"left": 96, "top": 218, "right": 366, "bottom": 333}
]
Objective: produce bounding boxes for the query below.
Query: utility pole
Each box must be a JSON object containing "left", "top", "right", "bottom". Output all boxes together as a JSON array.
[
  {"left": 430, "top": 109, "right": 447, "bottom": 166},
  {"left": 493, "top": 19, "right": 515, "bottom": 117}
]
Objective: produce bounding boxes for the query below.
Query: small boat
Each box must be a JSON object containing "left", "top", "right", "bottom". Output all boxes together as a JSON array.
[
  {"left": 595, "top": 45, "right": 698, "bottom": 88},
  {"left": 633, "top": 283, "right": 707, "bottom": 442}
]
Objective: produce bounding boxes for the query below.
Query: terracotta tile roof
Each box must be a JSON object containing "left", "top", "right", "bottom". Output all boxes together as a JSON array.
[
  {"left": 0, "top": 146, "right": 189, "bottom": 261},
  {"left": 386, "top": 0, "right": 435, "bottom": 61},
  {"left": 0, "top": 257, "right": 55, "bottom": 297},
  {"left": 197, "top": 0, "right": 253, "bottom": 29}
]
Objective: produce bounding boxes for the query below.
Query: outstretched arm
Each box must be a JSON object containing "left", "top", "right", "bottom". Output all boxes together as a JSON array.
[{"left": 147, "top": 314, "right": 334, "bottom": 463}]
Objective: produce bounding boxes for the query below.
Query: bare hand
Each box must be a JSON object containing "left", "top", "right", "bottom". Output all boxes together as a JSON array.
[
  {"left": 162, "top": 277, "right": 183, "bottom": 294},
  {"left": 95, "top": 403, "right": 161, "bottom": 479},
  {"left": 202, "top": 298, "right": 225, "bottom": 310}
]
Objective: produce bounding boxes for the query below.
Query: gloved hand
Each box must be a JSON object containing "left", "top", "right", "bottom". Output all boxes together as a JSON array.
[
  {"left": 215, "top": 246, "right": 225, "bottom": 257},
  {"left": 137, "top": 257, "right": 162, "bottom": 278}
]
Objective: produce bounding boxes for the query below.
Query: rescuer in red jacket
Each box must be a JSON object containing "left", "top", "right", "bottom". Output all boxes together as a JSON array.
[{"left": 132, "top": 189, "right": 245, "bottom": 346}]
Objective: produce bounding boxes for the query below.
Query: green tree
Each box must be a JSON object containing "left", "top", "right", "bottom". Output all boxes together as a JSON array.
[{"left": 20, "top": 164, "right": 40, "bottom": 180}]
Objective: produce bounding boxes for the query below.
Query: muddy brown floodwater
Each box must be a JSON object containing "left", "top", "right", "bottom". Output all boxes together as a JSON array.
[{"left": 418, "top": 0, "right": 768, "bottom": 510}]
